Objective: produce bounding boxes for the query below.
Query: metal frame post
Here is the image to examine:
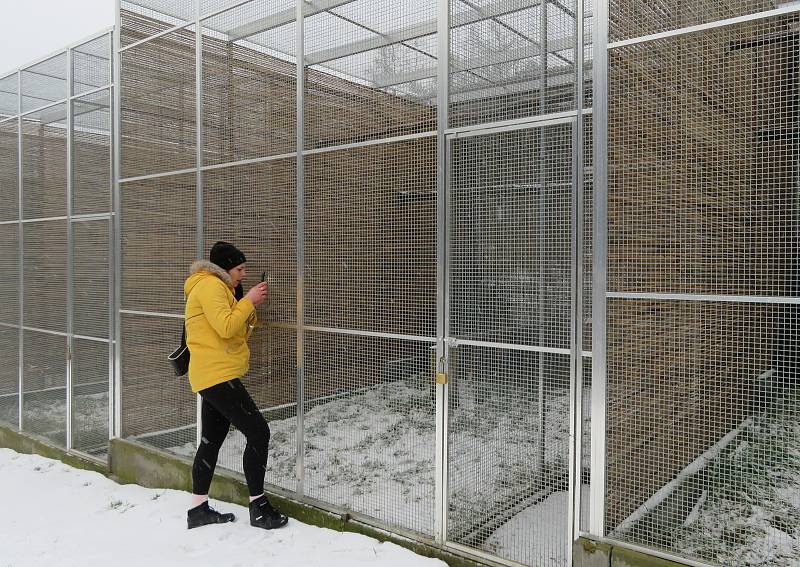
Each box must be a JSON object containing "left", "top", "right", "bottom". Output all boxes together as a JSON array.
[
  {"left": 66, "top": 47, "right": 74, "bottom": 451},
  {"left": 195, "top": 0, "right": 205, "bottom": 450},
  {"left": 108, "top": 29, "right": 117, "bottom": 443},
  {"left": 295, "top": 0, "right": 306, "bottom": 498},
  {"left": 590, "top": 0, "right": 609, "bottom": 538},
  {"left": 112, "top": 0, "right": 123, "bottom": 439},
  {"left": 537, "top": 0, "right": 549, "bottom": 489},
  {"left": 17, "top": 69, "right": 24, "bottom": 431},
  {"left": 435, "top": 0, "right": 450, "bottom": 544}
]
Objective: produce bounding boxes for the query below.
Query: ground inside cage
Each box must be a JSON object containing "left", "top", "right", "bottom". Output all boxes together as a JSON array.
[{"left": 615, "top": 390, "right": 800, "bottom": 567}]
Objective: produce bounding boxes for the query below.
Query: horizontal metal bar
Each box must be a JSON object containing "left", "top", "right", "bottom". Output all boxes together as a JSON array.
[
  {"left": 303, "top": 325, "right": 436, "bottom": 343},
  {"left": 0, "top": 321, "right": 19, "bottom": 329},
  {"left": 446, "top": 110, "right": 578, "bottom": 138},
  {"left": 446, "top": 337, "right": 572, "bottom": 355},
  {"left": 3, "top": 82, "right": 114, "bottom": 122},
  {"left": 19, "top": 326, "right": 69, "bottom": 338},
  {"left": 303, "top": 130, "right": 436, "bottom": 156},
  {"left": 201, "top": 151, "right": 298, "bottom": 171},
  {"left": 70, "top": 213, "right": 113, "bottom": 223},
  {"left": 199, "top": 0, "right": 257, "bottom": 21},
  {"left": 119, "top": 309, "right": 184, "bottom": 319},
  {"left": 117, "top": 20, "right": 194, "bottom": 53},
  {"left": 597, "top": 538, "right": 716, "bottom": 567},
  {"left": 444, "top": 541, "right": 530, "bottom": 567},
  {"left": 226, "top": 0, "right": 355, "bottom": 42},
  {"left": 71, "top": 84, "right": 115, "bottom": 101},
  {"left": 20, "top": 216, "right": 69, "bottom": 223},
  {"left": 607, "top": 4, "right": 800, "bottom": 50},
  {"left": 119, "top": 167, "right": 198, "bottom": 184},
  {"left": 607, "top": 292, "right": 800, "bottom": 305},
  {"left": 72, "top": 334, "right": 112, "bottom": 343},
  {"left": 0, "top": 379, "right": 108, "bottom": 399}
]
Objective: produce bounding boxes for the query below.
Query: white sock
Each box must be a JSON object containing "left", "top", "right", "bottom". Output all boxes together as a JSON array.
[
  {"left": 190, "top": 494, "right": 209, "bottom": 508},
  {"left": 249, "top": 494, "right": 262, "bottom": 503}
]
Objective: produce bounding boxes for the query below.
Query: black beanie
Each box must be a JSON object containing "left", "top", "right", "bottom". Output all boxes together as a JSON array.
[{"left": 209, "top": 241, "right": 246, "bottom": 271}]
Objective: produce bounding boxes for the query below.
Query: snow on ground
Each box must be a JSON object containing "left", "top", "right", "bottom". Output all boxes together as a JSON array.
[
  {"left": 672, "top": 409, "right": 800, "bottom": 566},
  {"left": 0, "top": 448, "right": 445, "bottom": 567}
]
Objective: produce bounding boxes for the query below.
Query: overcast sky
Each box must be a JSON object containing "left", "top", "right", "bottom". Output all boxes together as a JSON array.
[{"left": 0, "top": 0, "right": 115, "bottom": 77}]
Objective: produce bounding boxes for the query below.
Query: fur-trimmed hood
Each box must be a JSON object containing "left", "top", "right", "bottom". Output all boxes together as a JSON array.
[{"left": 184, "top": 260, "right": 233, "bottom": 298}]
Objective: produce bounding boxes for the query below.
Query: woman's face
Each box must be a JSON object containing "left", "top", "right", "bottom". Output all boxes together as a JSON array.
[{"left": 228, "top": 263, "right": 247, "bottom": 287}]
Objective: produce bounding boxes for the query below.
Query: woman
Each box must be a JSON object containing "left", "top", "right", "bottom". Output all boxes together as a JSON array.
[{"left": 184, "top": 241, "right": 288, "bottom": 531}]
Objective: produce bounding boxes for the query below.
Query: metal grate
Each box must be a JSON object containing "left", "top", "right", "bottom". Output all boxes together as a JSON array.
[
  {"left": 609, "top": 14, "right": 800, "bottom": 298},
  {"left": 0, "top": 74, "right": 17, "bottom": 118},
  {"left": 121, "top": 174, "right": 196, "bottom": 314},
  {"left": 303, "top": 330, "right": 436, "bottom": 535},
  {"left": 22, "top": 330, "right": 67, "bottom": 446},
  {"left": 447, "top": 346, "right": 573, "bottom": 565},
  {"left": 303, "top": 0, "right": 436, "bottom": 150},
  {"left": 0, "top": 326, "right": 19, "bottom": 429},
  {"left": 450, "top": 124, "right": 573, "bottom": 349},
  {"left": 0, "top": 119, "right": 18, "bottom": 222},
  {"left": 71, "top": 338, "right": 110, "bottom": 454},
  {"left": 609, "top": 0, "right": 779, "bottom": 43},
  {"left": 120, "top": 26, "right": 196, "bottom": 178},
  {"left": 73, "top": 90, "right": 112, "bottom": 215},
  {"left": 21, "top": 53, "right": 68, "bottom": 113},
  {"left": 202, "top": 160, "right": 296, "bottom": 324},
  {"left": 120, "top": 312, "right": 196, "bottom": 442},
  {"left": 23, "top": 221, "right": 67, "bottom": 333},
  {"left": 201, "top": 2, "right": 297, "bottom": 166},
  {"left": 304, "top": 138, "right": 437, "bottom": 337},
  {"left": 449, "top": 0, "right": 578, "bottom": 128},
  {"left": 0, "top": 224, "right": 19, "bottom": 325},
  {"left": 121, "top": 0, "right": 196, "bottom": 47},
  {"left": 72, "top": 35, "right": 112, "bottom": 97},
  {"left": 21, "top": 105, "right": 67, "bottom": 220},
  {"left": 583, "top": 117, "right": 592, "bottom": 352},
  {"left": 73, "top": 220, "right": 110, "bottom": 339}
]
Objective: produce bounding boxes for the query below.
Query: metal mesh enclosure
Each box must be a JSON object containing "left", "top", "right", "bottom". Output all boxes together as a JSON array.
[
  {"left": 22, "top": 330, "right": 67, "bottom": 446},
  {"left": 604, "top": 2, "right": 800, "bottom": 564},
  {"left": 0, "top": 31, "right": 114, "bottom": 457}
]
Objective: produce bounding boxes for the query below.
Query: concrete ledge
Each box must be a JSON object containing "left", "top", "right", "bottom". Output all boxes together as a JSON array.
[
  {"left": 0, "top": 423, "right": 108, "bottom": 476},
  {"left": 574, "top": 537, "right": 612, "bottom": 567},
  {"left": 611, "top": 546, "right": 688, "bottom": 567}
]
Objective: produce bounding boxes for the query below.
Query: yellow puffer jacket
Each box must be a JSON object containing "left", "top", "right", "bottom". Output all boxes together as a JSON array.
[{"left": 184, "top": 260, "right": 257, "bottom": 393}]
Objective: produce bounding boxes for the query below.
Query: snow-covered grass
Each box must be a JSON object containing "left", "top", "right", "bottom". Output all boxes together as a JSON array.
[
  {"left": 672, "top": 401, "right": 800, "bottom": 567},
  {"left": 0, "top": 448, "right": 446, "bottom": 567}
]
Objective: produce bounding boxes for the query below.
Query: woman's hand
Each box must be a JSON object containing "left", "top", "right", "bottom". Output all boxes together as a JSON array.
[{"left": 245, "top": 282, "right": 268, "bottom": 306}]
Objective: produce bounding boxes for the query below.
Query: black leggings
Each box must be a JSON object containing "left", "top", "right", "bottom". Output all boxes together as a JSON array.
[{"left": 192, "top": 378, "right": 270, "bottom": 497}]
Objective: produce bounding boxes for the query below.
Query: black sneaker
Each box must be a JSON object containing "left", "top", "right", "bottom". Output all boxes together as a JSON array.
[
  {"left": 187, "top": 501, "right": 236, "bottom": 529},
  {"left": 249, "top": 495, "right": 288, "bottom": 530}
]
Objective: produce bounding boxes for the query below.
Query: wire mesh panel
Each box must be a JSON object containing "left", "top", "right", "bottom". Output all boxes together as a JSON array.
[
  {"left": 72, "top": 90, "right": 112, "bottom": 216},
  {"left": 71, "top": 338, "right": 110, "bottom": 455},
  {"left": 120, "top": 26, "right": 196, "bottom": 178},
  {"left": 303, "top": 0, "right": 437, "bottom": 149},
  {"left": 449, "top": 0, "right": 578, "bottom": 128},
  {"left": 606, "top": 5, "right": 800, "bottom": 565},
  {"left": 22, "top": 330, "right": 67, "bottom": 446},
  {"left": 0, "top": 326, "right": 19, "bottom": 429},
  {"left": 609, "top": 0, "right": 779, "bottom": 43},
  {"left": 120, "top": 312, "right": 196, "bottom": 445},
  {"left": 583, "top": 117, "right": 592, "bottom": 352},
  {"left": 447, "top": 347, "right": 573, "bottom": 564},
  {"left": 121, "top": 0, "right": 196, "bottom": 48},
  {"left": 23, "top": 221, "right": 68, "bottom": 333},
  {"left": 72, "top": 35, "right": 112, "bottom": 97},
  {"left": 450, "top": 125, "right": 573, "bottom": 350},
  {"left": 201, "top": 1, "right": 297, "bottom": 166},
  {"left": 304, "top": 138, "right": 437, "bottom": 337},
  {"left": 21, "top": 104, "right": 67, "bottom": 220},
  {"left": 303, "top": 331, "right": 436, "bottom": 535},
  {"left": 21, "top": 53, "right": 67, "bottom": 113},
  {"left": 0, "top": 119, "right": 18, "bottom": 222},
  {"left": 121, "top": 174, "right": 196, "bottom": 314},
  {"left": 0, "top": 224, "right": 19, "bottom": 326},
  {"left": 73, "top": 220, "right": 110, "bottom": 339},
  {"left": 0, "top": 74, "right": 17, "bottom": 119}
]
